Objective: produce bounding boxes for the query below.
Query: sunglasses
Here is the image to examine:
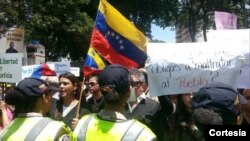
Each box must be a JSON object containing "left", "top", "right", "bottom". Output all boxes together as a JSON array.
[
  {"left": 88, "top": 82, "right": 98, "bottom": 87},
  {"left": 130, "top": 81, "right": 143, "bottom": 87}
]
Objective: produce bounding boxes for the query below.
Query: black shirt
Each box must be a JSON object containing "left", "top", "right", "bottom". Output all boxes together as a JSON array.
[{"left": 6, "top": 48, "right": 18, "bottom": 53}]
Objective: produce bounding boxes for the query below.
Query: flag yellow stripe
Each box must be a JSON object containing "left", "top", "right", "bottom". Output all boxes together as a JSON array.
[
  {"left": 88, "top": 47, "right": 105, "bottom": 69},
  {"left": 99, "top": 0, "right": 147, "bottom": 52}
]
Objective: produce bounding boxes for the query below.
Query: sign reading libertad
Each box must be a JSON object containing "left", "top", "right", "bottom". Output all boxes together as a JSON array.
[{"left": 0, "top": 53, "right": 23, "bottom": 83}]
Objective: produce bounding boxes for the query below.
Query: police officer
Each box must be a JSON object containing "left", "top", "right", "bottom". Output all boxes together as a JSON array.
[
  {"left": 0, "top": 78, "right": 71, "bottom": 140},
  {"left": 73, "top": 64, "right": 157, "bottom": 141}
]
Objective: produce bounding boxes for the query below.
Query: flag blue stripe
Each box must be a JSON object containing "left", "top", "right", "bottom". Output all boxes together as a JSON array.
[
  {"left": 95, "top": 11, "right": 147, "bottom": 66},
  {"left": 84, "top": 55, "right": 98, "bottom": 69}
]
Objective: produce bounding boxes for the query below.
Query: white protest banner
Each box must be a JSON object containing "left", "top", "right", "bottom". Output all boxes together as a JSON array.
[
  {"left": 22, "top": 62, "right": 71, "bottom": 79},
  {"left": 146, "top": 42, "right": 244, "bottom": 96},
  {"left": 70, "top": 67, "right": 80, "bottom": 77},
  {"left": 207, "top": 29, "right": 250, "bottom": 88},
  {"left": 22, "top": 64, "right": 40, "bottom": 79},
  {"left": 47, "top": 62, "right": 70, "bottom": 76},
  {"left": 0, "top": 53, "right": 23, "bottom": 83}
]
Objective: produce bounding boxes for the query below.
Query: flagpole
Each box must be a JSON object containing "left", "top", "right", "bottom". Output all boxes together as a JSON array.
[{"left": 75, "top": 79, "right": 85, "bottom": 119}]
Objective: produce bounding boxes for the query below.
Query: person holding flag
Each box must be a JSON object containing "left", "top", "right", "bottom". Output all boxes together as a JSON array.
[{"left": 50, "top": 72, "right": 90, "bottom": 130}]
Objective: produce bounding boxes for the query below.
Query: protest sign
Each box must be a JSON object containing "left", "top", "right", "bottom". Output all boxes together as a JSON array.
[
  {"left": 0, "top": 53, "right": 23, "bottom": 83},
  {"left": 22, "top": 62, "right": 71, "bottom": 79},
  {"left": 214, "top": 11, "right": 237, "bottom": 29},
  {"left": 47, "top": 62, "right": 70, "bottom": 76},
  {"left": 70, "top": 67, "right": 80, "bottom": 77},
  {"left": 207, "top": 29, "right": 250, "bottom": 88},
  {"left": 146, "top": 42, "right": 245, "bottom": 96},
  {"left": 22, "top": 64, "right": 41, "bottom": 79},
  {"left": 0, "top": 28, "right": 25, "bottom": 54}
]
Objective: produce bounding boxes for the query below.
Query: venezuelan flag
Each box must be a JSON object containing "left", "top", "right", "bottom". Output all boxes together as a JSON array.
[
  {"left": 90, "top": 0, "right": 147, "bottom": 68},
  {"left": 83, "top": 47, "right": 106, "bottom": 77}
]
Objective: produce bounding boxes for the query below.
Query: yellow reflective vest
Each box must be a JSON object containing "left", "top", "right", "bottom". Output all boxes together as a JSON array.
[
  {"left": 0, "top": 116, "right": 72, "bottom": 141},
  {"left": 72, "top": 114, "right": 157, "bottom": 141}
]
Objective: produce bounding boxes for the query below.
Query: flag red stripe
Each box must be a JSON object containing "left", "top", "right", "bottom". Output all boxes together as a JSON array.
[
  {"left": 83, "top": 66, "right": 102, "bottom": 78},
  {"left": 91, "top": 28, "right": 139, "bottom": 68}
]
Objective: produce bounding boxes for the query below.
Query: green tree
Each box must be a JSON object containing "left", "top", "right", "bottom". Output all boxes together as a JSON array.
[
  {"left": 27, "top": 0, "right": 94, "bottom": 61},
  {"left": 171, "top": 0, "right": 243, "bottom": 42},
  {"left": 233, "top": 0, "right": 250, "bottom": 28},
  {"left": 0, "top": 1, "right": 19, "bottom": 37},
  {"left": 0, "top": 0, "right": 95, "bottom": 61},
  {"left": 1, "top": 0, "right": 249, "bottom": 61}
]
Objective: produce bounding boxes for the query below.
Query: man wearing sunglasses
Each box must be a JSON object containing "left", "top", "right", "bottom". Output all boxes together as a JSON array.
[
  {"left": 72, "top": 64, "right": 156, "bottom": 141},
  {"left": 125, "top": 68, "right": 162, "bottom": 140},
  {"left": 86, "top": 74, "right": 104, "bottom": 113}
]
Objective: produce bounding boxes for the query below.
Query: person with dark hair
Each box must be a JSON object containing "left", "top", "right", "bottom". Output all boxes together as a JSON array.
[
  {"left": 50, "top": 72, "right": 89, "bottom": 130},
  {"left": 5, "top": 42, "right": 18, "bottom": 53},
  {"left": 193, "top": 107, "right": 223, "bottom": 132},
  {"left": 0, "top": 78, "right": 71, "bottom": 140},
  {"left": 85, "top": 74, "right": 104, "bottom": 113},
  {"left": 72, "top": 64, "right": 156, "bottom": 141},
  {"left": 192, "top": 82, "right": 247, "bottom": 125},
  {"left": 158, "top": 93, "right": 202, "bottom": 141}
]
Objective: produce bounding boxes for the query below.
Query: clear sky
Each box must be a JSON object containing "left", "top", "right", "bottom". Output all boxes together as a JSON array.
[{"left": 151, "top": 24, "right": 176, "bottom": 43}]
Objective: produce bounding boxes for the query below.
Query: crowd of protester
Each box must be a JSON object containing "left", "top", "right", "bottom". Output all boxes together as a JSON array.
[{"left": 0, "top": 63, "right": 249, "bottom": 141}]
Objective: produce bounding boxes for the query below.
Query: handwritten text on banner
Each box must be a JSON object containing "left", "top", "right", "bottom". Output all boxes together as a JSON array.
[
  {"left": 146, "top": 42, "right": 245, "bottom": 96},
  {"left": 207, "top": 29, "right": 250, "bottom": 88}
]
